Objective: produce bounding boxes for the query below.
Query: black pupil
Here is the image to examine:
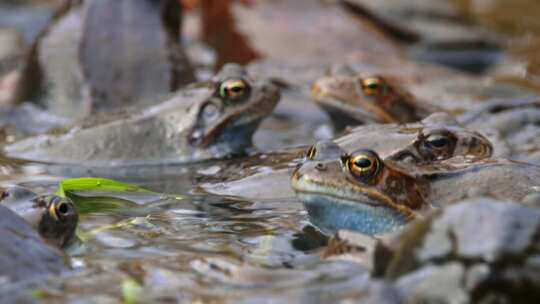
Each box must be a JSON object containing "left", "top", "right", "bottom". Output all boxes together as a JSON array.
[
  {"left": 231, "top": 85, "right": 243, "bottom": 93},
  {"left": 355, "top": 158, "right": 372, "bottom": 168},
  {"left": 58, "top": 203, "right": 69, "bottom": 215},
  {"left": 428, "top": 136, "right": 448, "bottom": 148},
  {"left": 367, "top": 83, "right": 378, "bottom": 90}
]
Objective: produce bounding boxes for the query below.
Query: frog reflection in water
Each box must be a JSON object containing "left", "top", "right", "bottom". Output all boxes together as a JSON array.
[
  {"left": 0, "top": 186, "right": 78, "bottom": 248},
  {"left": 292, "top": 147, "right": 540, "bottom": 236},
  {"left": 4, "top": 64, "right": 280, "bottom": 165}
]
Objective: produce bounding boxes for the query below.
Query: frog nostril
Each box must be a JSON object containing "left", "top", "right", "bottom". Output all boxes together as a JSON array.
[{"left": 315, "top": 163, "right": 326, "bottom": 171}]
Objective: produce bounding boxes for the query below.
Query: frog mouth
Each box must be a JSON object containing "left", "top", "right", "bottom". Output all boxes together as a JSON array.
[
  {"left": 295, "top": 192, "right": 411, "bottom": 236},
  {"left": 197, "top": 111, "right": 263, "bottom": 149},
  {"left": 291, "top": 171, "right": 415, "bottom": 235},
  {"left": 196, "top": 89, "right": 278, "bottom": 148},
  {"left": 291, "top": 170, "right": 408, "bottom": 211},
  {"left": 317, "top": 97, "right": 383, "bottom": 125}
]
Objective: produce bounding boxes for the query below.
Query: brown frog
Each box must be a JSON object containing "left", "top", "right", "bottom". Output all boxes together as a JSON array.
[
  {"left": 311, "top": 67, "right": 540, "bottom": 163},
  {"left": 311, "top": 67, "right": 539, "bottom": 129},
  {"left": 0, "top": 185, "right": 79, "bottom": 248},
  {"left": 201, "top": 112, "right": 494, "bottom": 199},
  {"left": 334, "top": 112, "right": 494, "bottom": 163},
  {"left": 15, "top": 0, "right": 194, "bottom": 118},
  {"left": 4, "top": 64, "right": 280, "bottom": 165},
  {"left": 291, "top": 148, "right": 540, "bottom": 236}
]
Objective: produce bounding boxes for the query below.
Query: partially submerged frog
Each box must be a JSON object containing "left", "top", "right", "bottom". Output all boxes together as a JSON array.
[
  {"left": 291, "top": 148, "right": 540, "bottom": 235},
  {"left": 335, "top": 112, "right": 494, "bottom": 163},
  {"left": 311, "top": 73, "right": 432, "bottom": 129},
  {"left": 201, "top": 112, "right": 494, "bottom": 199},
  {"left": 4, "top": 64, "right": 280, "bottom": 165},
  {"left": 311, "top": 68, "right": 540, "bottom": 163},
  {"left": 15, "top": 0, "right": 194, "bottom": 118},
  {"left": 311, "top": 66, "right": 538, "bottom": 130},
  {"left": 0, "top": 204, "right": 69, "bottom": 285},
  {"left": 0, "top": 185, "right": 78, "bottom": 248}
]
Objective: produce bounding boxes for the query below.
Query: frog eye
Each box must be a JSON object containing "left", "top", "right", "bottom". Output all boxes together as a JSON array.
[
  {"left": 419, "top": 131, "right": 457, "bottom": 161},
  {"left": 219, "top": 79, "right": 249, "bottom": 100},
  {"left": 425, "top": 133, "right": 451, "bottom": 149},
  {"left": 49, "top": 199, "right": 72, "bottom": 221},
  {"left": 361, "top": 77, "right": 385, "bottom": 96},
  {"left": 306, "top": 145, "right": 317, "bottom": 160},
  {"left": 345, "top": 150, "right": 381, "bottom": 182}
]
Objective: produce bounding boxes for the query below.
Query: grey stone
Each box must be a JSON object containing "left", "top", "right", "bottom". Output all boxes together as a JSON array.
[
  {"left": 451, "top": 199, "right": 540, "bottom": 261},
  {"left": 397, "top": 263, "right": 468, "bottom": 304},
  {"left": 523, "top": 191, "right": 540, "bottom": 208},
  {"left": 417, "top": 215, "right": 453, "bottom": 262},
  {"left": 464, "top": 263, "right": 490, "bottom": 291},
  {"left": 420, "top": 199, "right": 540, "bottom": 263},
  {"left": 359, "top": 280, "right": 403, "bottom": 304}
]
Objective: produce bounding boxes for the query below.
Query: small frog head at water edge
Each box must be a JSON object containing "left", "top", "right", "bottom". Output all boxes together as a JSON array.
[
  {"left": 292, "top": 148, "right": 429, "bottom": 236},
  {"left": 311, "top": 73, "right": 427, "bottom": 129},
  {"left": 185, "top": 64, "right": 281, "bottom": 156},
  {"left": 0, "top": 187, "right": 78, "bottom": 248}
]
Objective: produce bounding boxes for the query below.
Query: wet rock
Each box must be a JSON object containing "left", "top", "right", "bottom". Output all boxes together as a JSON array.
[
  {"left": 0, "top": 28, "right": 25, "bottom": 105},
  {"left": 322, "top": 230, "right": 378, "bottom": 269},
  {"left": 0, "top": 28, "right": 24, "bottom": 75},
  {"left": 0, "top": 205, "right": 68, "bottom": 285},
  {"left": 0, "top": 4, "right": 52, "bottom": 43},
  {"left": 341, "top": 0, "right": 503, "bottom": 73},
  {"left": 420, "top": 200, "right": 540, "bottom": 262},
  {"left": 379, "top": 198, "right": 540, "bottom": 303},
  {"left": 356, "top": 280, "right": 402, "bottom": 304},
  {"left": 396, "top": 262, "right": 469, "bottom": 304},
  {"left": 16, "top": 0, "right": 194, "bottom": 118},
  {"left": 234, "top": 0, "right": 401, "bottom": 63},
  {"left": 0, "top": 103, "right": 71, "bottom": 140}
]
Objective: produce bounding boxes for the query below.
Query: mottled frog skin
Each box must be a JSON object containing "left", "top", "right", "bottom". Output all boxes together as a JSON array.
[
  {"left": 311, "top": 65, "right": 539, "bottom": 130},
  {"left": 334, "top": 112, "right": 493, "bottom": 163},
  {"left": 292, "top": 148, "right": 540, "bottom": 236},
  {"left": 311, "top": 73, "right": 432, "bottom": 129},
  {"left": 201, "top": 113, "right": 493, "bottom": 199},
  {"left": 4, "top": 64, "right": 280, "bottom": 165}
]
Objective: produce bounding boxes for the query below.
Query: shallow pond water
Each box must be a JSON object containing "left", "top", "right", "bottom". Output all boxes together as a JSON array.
[
  {"left": 0, "top": 150, "right": 377, "bottom": 303},
  {"left": 1, "top": 0, "right": 540, "bottom": 303}
]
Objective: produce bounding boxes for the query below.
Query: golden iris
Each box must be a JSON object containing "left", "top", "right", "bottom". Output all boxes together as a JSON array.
[
  {"left": 219, "top": 79, "right": 248, "bottom": 100},
  {"left": 361, "top": 77, "right": 385, "bottom": 96},
  {"left": 306, "top": 145, "right": 317, "bottom": 160},
  {"left": 49, "top": 200, "right": 70, "bottom": 221},
  {"left": 49, "top": 202, "right": 59, "bottom": 221},
  {"left": 345, "top": 150, "right": 381, "bottom": 182}
]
